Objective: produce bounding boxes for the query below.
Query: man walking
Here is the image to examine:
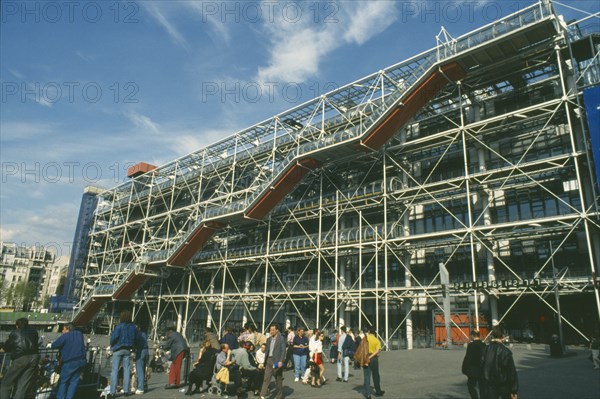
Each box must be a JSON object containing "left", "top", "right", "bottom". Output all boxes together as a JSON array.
[
  {"left": 363, "top": 327, "right": 385, "bottom": 399},
  {"left": 481, "top": 326, "right": 519, "bottom": 399},
  {"left": 52, "top": 323, "right": 87, "bottom": 399},
  {"left": 260, "top": 323, "right": 286, "bottom": 399},
  {"left": 161, "top": 327, "right": 190, "bottom": 389},
  {"left": 0, "top": 318, "right": 40, "bottom": 399},
  {"left": 134, "top": 327, "right": 149, "bottom": 394},
  {"left": 462, "top": 330, "right": 486, "bottom": 399},
  {"left": 336, "top": 326, "right": 350, "bottom": 382},
  {"left": 110, "top": 311, "right": 138, "bottom": 398}
]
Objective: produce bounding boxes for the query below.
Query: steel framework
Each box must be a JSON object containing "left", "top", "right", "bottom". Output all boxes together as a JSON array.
[{"left": 75, "top": 1, "right": 600, "bottom": 349}]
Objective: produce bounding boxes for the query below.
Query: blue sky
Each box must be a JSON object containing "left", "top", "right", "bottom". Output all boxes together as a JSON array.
[{"left": 1, "top": 0, "right": 598, "bottom": 256}]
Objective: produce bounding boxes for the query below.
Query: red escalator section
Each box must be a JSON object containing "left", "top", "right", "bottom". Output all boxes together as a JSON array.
[
  {"left": 72, "top": 296, "right": 110, "bottom": 326},
  {"left": 168, "top": 221, "right": 224, "bottom": 267},
  {"left": 246, "top": 158, "right": 321, "bottom": 220},
  {"left": 359, "top": 62, "right": 465, "bottom": 150},
  {"left": 113, "top": 272, "right": 151, "bottom": 300}
]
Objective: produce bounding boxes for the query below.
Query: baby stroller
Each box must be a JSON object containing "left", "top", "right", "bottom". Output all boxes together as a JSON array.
[
  {"left": 150, "top": 352, "right": 165, "bottom": 373},
  {"left": 209, "top": 365, "right": 242, "bottom": 397}
]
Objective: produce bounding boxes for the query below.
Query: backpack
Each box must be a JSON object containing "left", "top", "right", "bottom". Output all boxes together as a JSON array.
[
  {"left": 343, "top": 336, "right": 356, "bottom": 358},
  {"left": 353, "top": 337, "right": 369, "bottom": 366}
]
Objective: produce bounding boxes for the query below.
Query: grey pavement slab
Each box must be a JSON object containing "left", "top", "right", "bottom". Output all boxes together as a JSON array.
[{"left": 117, "top": 344, "right": 599, "bottom": 399}]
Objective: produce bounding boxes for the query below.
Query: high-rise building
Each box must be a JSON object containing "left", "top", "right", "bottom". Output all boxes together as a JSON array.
[
  {"left": 63, "top": 186, "right": 102, "bottom": 300},
  {"left": 0, "top": 242, "right": 57, "bottom": 310},
  {"left": 73, "top": 1, "right": 600, "bottom": 347}
]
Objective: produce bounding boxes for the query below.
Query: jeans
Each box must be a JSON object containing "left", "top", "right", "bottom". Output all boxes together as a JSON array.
[
  {"left": 337, "top": 355, "right": 349, "bottom": 381},
  {"left": 56, "top": 358, "right": 87, "bottom": 399},
  {"left": 136, "top": 350, "right": 149, "bottom": 391},
  {"left": 293, "top": 354, "right": 307, "bottom": 379},
  {"left": 362, "top": 356, "right": 382, "bottom": 398},
  {"left": 111, "top": 349, "right": 131, "bottom": 394},
  {"left": 0, "top": 354, "right": 40, "bottom": 399}
]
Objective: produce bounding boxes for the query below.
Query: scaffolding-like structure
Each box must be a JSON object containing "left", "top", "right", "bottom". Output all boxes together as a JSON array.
[{"left": 75, "top": 1, "right": 600, "bottom": 348}]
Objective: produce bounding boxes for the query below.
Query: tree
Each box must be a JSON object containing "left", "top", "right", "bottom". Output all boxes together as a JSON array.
[
  {"left": 9, "top": 282, "right": 37, "bottom": 311},
  {"left": 42, "top": 295, "right": 51, "bottom": 310}
]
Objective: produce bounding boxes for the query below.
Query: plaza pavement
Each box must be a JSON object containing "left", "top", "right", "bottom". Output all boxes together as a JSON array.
[{"left": 114, "top": 343, "right": 599, "bottom": 399}]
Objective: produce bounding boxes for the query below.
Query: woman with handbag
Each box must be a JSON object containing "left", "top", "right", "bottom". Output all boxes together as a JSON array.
[{"left": 215, "top": 343, "right": 241, "bottom": 395}]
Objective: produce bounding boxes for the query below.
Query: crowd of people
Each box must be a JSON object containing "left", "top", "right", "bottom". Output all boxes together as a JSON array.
[
  {"left": 7, "top": 313, "right": 596, "bottom": 399},
  {"left": 0, "top": 315, "right": 384, "bottom": 399},
  {"left": 182, "top": 322, "right": 385, "bottom": 399}
]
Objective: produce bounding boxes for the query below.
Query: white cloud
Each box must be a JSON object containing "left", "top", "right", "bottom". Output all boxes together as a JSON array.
[
  {"left": 75, "top": 51, "right": 93, "bottom": 62},
  {"left": 343, "top": 2, "right": 398, "bottom": 45},
  {"left": 7, "top": 68, "right": 25, "bottom": 80},
  {"left": 256, "top": 1, "right": 397, "bottom": 83},
  {"left": 185, "top": 2, "right": 231, "bottom": 45},
  {"left": 126, "top": 111, "right": 160, "bottom": 134},
  {"left": 142, "top": 2, "right": 232, "bottom": 49},
  {"left": 142, "top": 2, "right": 190, "bottom": 50},
  {"left": 0, "top": 121, "right": 57, "bottom": 141},
  {"left": 0, "top": 202, "right": 79, "bottom": 254},
  {"left": 256, "top": 26, "right": 337, "bottom": 83}
]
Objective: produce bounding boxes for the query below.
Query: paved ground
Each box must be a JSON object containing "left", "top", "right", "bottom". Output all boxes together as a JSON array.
[{"left": 120, "top": 344, "right": 599, "bottom": 399}]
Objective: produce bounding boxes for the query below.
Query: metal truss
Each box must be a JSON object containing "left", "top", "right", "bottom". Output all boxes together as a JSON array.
[{"left": 76, "top": 1, "right": 600, "bottom": 349}]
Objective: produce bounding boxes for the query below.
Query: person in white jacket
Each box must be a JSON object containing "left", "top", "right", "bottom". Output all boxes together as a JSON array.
[{"left": 308, "top": 332, "right": 325, "bottom": 387}]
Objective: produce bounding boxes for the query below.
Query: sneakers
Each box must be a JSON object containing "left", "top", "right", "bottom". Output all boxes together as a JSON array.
[
  {"left": 336, "top": 377, "right": 342, "bottom": 382},
  {"left": 135, "top": 390, "right": 144, "bottom": 395},
  {"left": 294, "top": 377, "right": 299, "bottom": 382},
  {"left": 375, "top": 390, "right": 385, "bottom": 397}
]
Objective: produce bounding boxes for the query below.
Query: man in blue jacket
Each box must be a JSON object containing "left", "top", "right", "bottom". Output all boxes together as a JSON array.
[
  {"left": 51, "top": 323, "right": 87, "bottom": 399},
  {"left": 110, "top": 311, "right": 138, "bottom": 398}
]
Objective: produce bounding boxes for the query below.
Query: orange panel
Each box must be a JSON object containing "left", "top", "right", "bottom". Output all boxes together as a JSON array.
[
  {"left": 72, "top": 296, "right": 110, "bottom": 327},
  {"left": 113, "top": 273, "right": 149, "bottom": 300},
  {"left": 246, "top": 158, "right": 321, "bottom": 220},
  {"left": 360, "top": 62, "right": 465, "bottom": 150},
  {"left": 168, "top": 222, "right": 223, "bottom": 267},
  {"left": 127, "top": 162, "right": 157, "bottom": 178}
]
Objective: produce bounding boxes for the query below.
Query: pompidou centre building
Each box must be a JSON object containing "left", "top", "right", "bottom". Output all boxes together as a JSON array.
[{"left": 74, "top": 1, "right": 600, "bottom": 348}]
